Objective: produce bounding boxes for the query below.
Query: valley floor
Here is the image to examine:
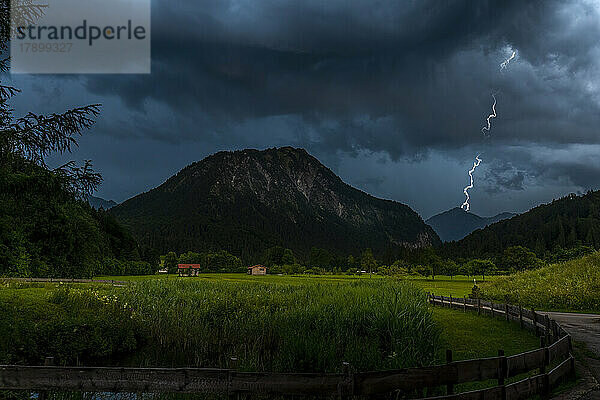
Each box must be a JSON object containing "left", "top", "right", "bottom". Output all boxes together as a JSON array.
[
  {"left": 0, "top": 274, "right": 544, "bottom": 398},
  {"left": 87, "top": 273, "right": 531, "bottom": 362}
]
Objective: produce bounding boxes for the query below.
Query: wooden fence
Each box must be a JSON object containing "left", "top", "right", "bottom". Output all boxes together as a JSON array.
[
  {"left": 426, "top": 294, "right": 575, "bottom": 400},
  {"left": 0, "top": 294, "right": 574, "bottom": 399}
]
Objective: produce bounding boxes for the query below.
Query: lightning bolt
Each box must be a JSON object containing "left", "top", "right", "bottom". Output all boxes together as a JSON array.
[
  {"left": 459, "top": 48, "right": 517, "bottom": 212},
  {"left": 500, "top": 51, "right": 516, "bottom": 70},
  {"left": 481, "top": 94, "right": 497, "bottom": 135},
  {"left": 461, "top": 155, "right": 482, "bottom": 212}
]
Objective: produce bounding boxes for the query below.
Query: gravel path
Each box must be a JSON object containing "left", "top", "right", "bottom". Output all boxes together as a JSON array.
[{"left": 543, "top": 312, "right": 600, "bottom": 400}]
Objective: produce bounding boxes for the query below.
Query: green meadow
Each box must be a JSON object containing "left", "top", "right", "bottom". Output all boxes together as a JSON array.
[
  {"left": 1, "top": 274, "right": 537, "bottom": 372},
  {"left": 96, "top": 272, "right": 489, "bottom": 297}
]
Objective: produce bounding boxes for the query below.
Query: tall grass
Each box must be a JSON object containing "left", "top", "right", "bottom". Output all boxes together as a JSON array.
[
  {"left": 0, "top": 283, "right": 142, "bottom": 366},
  {"left": 479, "top": 251, "right": 600, "bottom": 312},
  {"left": 51, "top": 279, "right": 441, "bottom": 372}
]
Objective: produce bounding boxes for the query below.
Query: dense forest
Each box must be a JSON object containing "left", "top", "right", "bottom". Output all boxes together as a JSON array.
[{"left": 0, "top": 160, "right": 156, "bottom": 277}]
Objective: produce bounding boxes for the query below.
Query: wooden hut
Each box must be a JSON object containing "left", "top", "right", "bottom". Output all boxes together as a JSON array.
[
  {"left": 178, "top": 264, "right": 202, "bottom": 276},
  {"left": 247, "top": 265, "right": 267, "bottom": 275}
]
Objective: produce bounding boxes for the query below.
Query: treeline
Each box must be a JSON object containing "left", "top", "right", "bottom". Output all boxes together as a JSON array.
[
  {"left": 245, "top": 245, "right": 534, "bottom": 278},
  {"left": 382, "top": 244, "right": 594, "bottom": 278},
  {"left": 97, "top": 258, "right": 158, "bottom": 276},
  {"left": 163, "top": 250, "right": 244, "bottom": 273},
  {"left": 161, "top": 241, "right": 592, "bottom": 279},
  {"left": 0, "top": 159, "right": 160, "bottom": 278},
  {"left": 260, "top": 243, "right": 594, "bottom": 278}
]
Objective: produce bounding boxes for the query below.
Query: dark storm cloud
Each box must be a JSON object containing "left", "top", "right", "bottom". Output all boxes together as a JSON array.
[
  {"left": 482, "top": 165, "right": 526, "bottom": 194},
  {"left": 42, "top": 0, "right": 600, "bottom": 214},
  {"left": 83, "top": 0, "right": 600, "bottom": 154}
]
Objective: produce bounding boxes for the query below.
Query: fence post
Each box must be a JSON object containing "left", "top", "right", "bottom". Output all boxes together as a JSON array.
[
  {"left": 505, "top": 303, "right": 509, "bottom": 321},
  {"left": 339, "top": 361, "right": 353, "bottom": 400},
  {"left": 478, "top": 298, "right": 481, "bottom": 315},
  {"left": 567, "top": 335, "right": 576, "bottom": 381},
  {"left": 491, "top": 301, "right": 495, "bottom": 318},
  {"left": 446, "top": 349, "right": 454, "bottom": 395},
  {"left": 228, "top": 357, "right": 238, "bottom": 400},
  {"left": 539, "top": 337, "right": 546, "bottom": 374},
  {"left": 540, "top": 337, "right": 549, "bottom": 398},
  {"left": 498, "top": 349, "right": 507, "bottom": 400},
  {"left": 449, "top": 295, "right": 453, "bottom": 309},
  {"left": 532, "top": 308, "right": 539, "bottom": 336},
  {"left": 519, "top": 305, "right": 523, "bottom": 329},
  {"left": 552, "top": 319, "right": 559, "bottom": 340},
  {"left": 463, "top": 296, "right": 467, "bottom": 312},
  {"left": 39, "top": 357, "right": 54, "bottom": 400}
]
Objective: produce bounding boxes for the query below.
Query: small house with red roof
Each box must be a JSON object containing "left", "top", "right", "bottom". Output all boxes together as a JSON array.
[
  {"left": 247, "top": 265, "right": 267, "bottom": 275},
  {"left": 178, "top": 264, "right": 202, "bottom": 277}
]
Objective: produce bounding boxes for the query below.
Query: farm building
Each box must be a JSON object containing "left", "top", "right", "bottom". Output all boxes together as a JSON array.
[
  {"left": 178, "top": 264, "right": 202, "bottom": 276},
  {"left": 247, "top": 265, "right": 267, "bottom": 275}
]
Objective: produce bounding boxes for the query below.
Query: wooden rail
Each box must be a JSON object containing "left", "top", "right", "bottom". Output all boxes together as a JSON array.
[{"left": 0, "top": 295, "right": 575, "bottom": 399}]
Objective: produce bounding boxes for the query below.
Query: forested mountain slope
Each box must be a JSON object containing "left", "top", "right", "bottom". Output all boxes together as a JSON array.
[
  {"left": 111, "top": 147, "right": 440, "bottom": 262},
  {"left": 442, "top": 192, "right": 600, "bottom": 258}
]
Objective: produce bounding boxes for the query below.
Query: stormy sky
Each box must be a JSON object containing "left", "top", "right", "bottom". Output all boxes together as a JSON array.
[{"left": 9, "top": 0, "right": 600, "bottom": 218}]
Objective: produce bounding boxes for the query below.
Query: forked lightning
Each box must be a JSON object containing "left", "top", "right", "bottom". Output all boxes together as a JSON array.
[
  {"left": 481, "top": 94, "right": 497, "bottom": 135},
  {"left": 461, "top": 155, "right": 482, "bottom": 212}
]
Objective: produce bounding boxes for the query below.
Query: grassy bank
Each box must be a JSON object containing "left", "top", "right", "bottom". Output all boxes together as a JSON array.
[{"left": 479, "top": 252, "right": 600, "bottom": 312}]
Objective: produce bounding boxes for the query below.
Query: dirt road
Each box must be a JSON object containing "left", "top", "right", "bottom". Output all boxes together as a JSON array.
[{"left": 544, "top": 312, "right": 600, "bottom": 399}]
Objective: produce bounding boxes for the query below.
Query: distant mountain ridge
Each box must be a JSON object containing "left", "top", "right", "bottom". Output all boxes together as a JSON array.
[
  {"left": 110, "top": 147, "right": 440, "bottom": 262},
  {"left": 442, "top": 191, "right": 600, "bottom": 258},
  {"left": 426, "top": 207, "right": 516, "bottom": 242},
  {"left": 87, "top": 196, "right": 118, "bottom": 210}
]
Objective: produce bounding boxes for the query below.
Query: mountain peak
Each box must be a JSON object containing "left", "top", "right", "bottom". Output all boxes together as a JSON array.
[
  {"left": 426, "top": 207, "right": 516, "bottom": 242},
  {"left": 443, "top": 207, "right": 472, "bottom": 215},
  {"left": 111, "top": 147, "right": 440, "bottom": 261},
  {"left": 87, "top": 196, "right": 118, "bottom": 210}
]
